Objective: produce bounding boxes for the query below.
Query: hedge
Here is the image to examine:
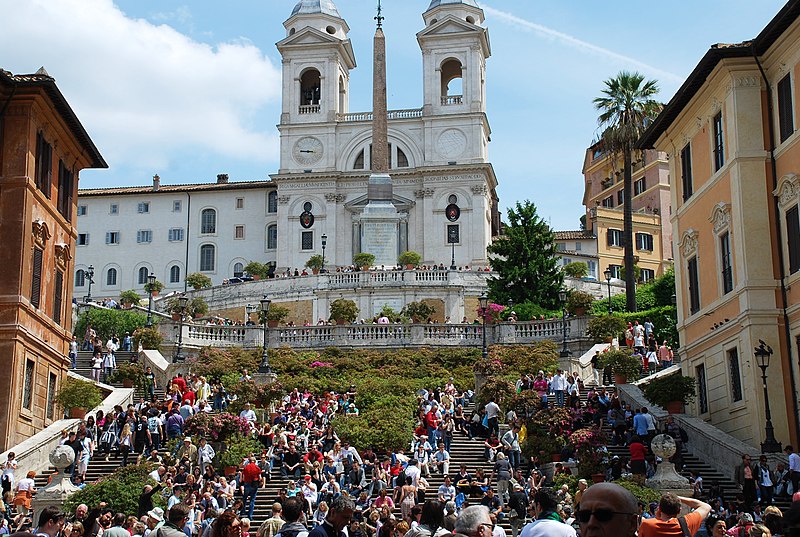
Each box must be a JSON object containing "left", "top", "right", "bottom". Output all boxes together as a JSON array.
[
  {"left": 66, "top": 463, "right": 163, "bottom": 515},
  {"left": 74, "top": 308, "right": 148, "bottom": 342}
]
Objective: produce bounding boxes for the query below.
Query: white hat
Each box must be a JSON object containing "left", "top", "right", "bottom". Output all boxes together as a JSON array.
[{"left": 147, "top": 508, "right": 164, "bottom": 522}]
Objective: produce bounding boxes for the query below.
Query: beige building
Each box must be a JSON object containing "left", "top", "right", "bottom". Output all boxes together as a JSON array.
[
  {"left": 0, "top": 68, "right": 106, "bottom": 450},
  {"left": 638, "top": 0, "right": 800, "bottom": 449},
  {"left": 581, "top": 146, "right": 672, "bottom": 284}
]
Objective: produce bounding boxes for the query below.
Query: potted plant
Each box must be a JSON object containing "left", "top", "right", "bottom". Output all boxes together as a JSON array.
[
  {"left": 598, "top": 348, "right": 641, "bottom": 385},
  {"left": 569, "top": 426, "right": 609, "bottom": 479},
  {"left": 258, "top": 304, "right": 289, "bottom": 328},
  {"left": 642, "top": 373, "right": 697, "bottom": 413},
  {"left": 215, "top": 433, "right": 262, "bottom": 476},
  {"left": 119, "top": 290, "right": 141, "bottom": 309},
  {"left": 143, "top": 279, "right": 164, "bottom": 296},
  {"left": 305, "top": 254, "right": 325, "bottom": 274},
  {"left": 398, "top": 251, "right": 422, "bottom": 269},
  {"left": 330, "top": 298, "right": 359, "bottom": 324},
  {"left": 132, "top": 326, "right": 163, "bottom": 350},
  {"left": 566, "top": 290, "right": 594, "bottom": 316},
  {"left": 587, "top": 315, "right": 627, "bottom": 343},
  {"left": 56, "top": 377, "right": 104, "bottom": 419},
  {"left": 353, "top": 252, "right": 375, "bottom": 271},
  {"left": 401, "top": 301, "right": 436, "bottom": 323},
  {"left": 563, "top": 262, "right": 589, "bottom": 279},
  {"left": 110, "top": 362, "right": 146, "bottom": 389},
  {"left": 185, "top": 272, "right": 212, "bottom": 290},
  {"left": 244, "top": 261, "right": 269, "bottom": 281}
]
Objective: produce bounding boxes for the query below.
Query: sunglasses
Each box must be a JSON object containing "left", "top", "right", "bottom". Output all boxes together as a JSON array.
[{"left": 576, "top": 509, "right": 635, "bottom": 524}]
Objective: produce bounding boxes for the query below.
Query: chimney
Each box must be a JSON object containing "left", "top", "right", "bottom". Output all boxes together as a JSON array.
[
  {"left": 217, "top": 173, "right": 229, "bottom": 184},
  {"left": 152, "top": 174, "right": 160, "bottom": 191}
]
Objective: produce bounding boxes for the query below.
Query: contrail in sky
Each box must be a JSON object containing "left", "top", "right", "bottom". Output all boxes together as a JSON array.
[{"left": 479, "top": 4, "right": 684, "bottom": 83}]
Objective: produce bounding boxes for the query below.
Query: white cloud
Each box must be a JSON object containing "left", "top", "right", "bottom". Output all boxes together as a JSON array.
[{"left": 0, "top": 0, "right": 281, "bottom": 174}]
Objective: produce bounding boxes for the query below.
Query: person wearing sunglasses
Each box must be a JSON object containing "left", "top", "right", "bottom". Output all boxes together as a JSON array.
[
  {"left": 574, "top": 483, "right": 637, "bottom": 537},
  {"left": 519, "top": 487, "right": 576, "bottom": 537},
  {"left": 638, "top": 491, "right": 711, "bottom": 537}
]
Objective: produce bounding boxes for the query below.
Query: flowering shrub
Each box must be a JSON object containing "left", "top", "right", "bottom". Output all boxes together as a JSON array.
[
  {"left": 569, "top": 426, "right": 609, "bottom": 478},
  {"left": 477, "top": 303, "right": 506, "bottom": 322},
  {"left": 310, "top": 361, "right": 333, "bottom": 368},
  {"left": 184, "top": 412, "right": 251, "bottom": 442},
  {"left": 530, "top": 407, "right": 576, "bottom": 437},
  {"left": 473, "top": 357, "right": 507, "bottom": 376}
]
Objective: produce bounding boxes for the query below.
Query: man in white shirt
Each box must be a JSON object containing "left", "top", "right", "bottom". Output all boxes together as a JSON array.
[
  {"left": 520, "top": 488, "right": 576, "bottom": 537},
  {"left": 485, "top": 397, "right": 501, "bottom": 437},
  {"left": 501, "top": 426, "right": 522, "bottom": 469},
  {"left": 438, "top": 476, "right": 456, "bottom": 503},
  {"left": 551, "top": 370, "right": 568, "bottom": 408},
  {"left": 404, "top": 459, "right": 421, "bottom": 487},
  {"left": 785, "top": 445, "right": 800, "bottom": 494},
  {"left": 239, "top": 403, "right": 257, "bottom": 423}
]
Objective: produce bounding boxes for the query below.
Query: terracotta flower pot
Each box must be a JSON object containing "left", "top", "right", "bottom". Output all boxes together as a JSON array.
[
  {"left": 551, "top": 453, "right": 561, "bottom": 462},
  {"left": 613, "top": 373, "right": 628, "bottom": 385},
  {"left": 591, "top": 473, "right": 606, "bottom": 483},
  {"left": 666, "top": 401, "right": 684, "bottom": 414},
  {"left": 267, "top": 320, "right": 279, "bottom": 328},
  {"left": 70, "top": 408, "right": 87, "bottom": 419},
  {"left": 122, "top": 379, "right": 134, "bottom": 388},
  {"left": 224, "top": 466, "right": 238, "bottom": 477}
]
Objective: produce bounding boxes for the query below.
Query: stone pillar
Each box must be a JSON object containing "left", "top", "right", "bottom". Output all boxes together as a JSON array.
[
  {"left": 646, "top": 434, "right": 692, "bottom": 504},
  {"left": 31, "top": 445, "right": 80, "bottom": 516}
]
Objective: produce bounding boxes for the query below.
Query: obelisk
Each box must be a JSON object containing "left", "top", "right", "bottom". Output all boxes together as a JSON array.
[{"left": 360, "top": 0, "right": 401, "bottom": 267}]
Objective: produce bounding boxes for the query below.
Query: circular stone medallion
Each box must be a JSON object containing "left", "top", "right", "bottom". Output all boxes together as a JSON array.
[{"left": 437, "top": 129, "right": 467, "bottom": 159}]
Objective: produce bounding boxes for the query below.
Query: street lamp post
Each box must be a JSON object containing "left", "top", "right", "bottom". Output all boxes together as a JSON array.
[
  {"left": 478, "top": 292, "right": 489, "bottom": 359},
  {"left": 259, "top": 296, "right": 273, "bottom": 374},
  {"left": 559, "top": 289, "right": 571, "bottom": 358},
  {"left": 604, "top": 268, "right": 613, "bottom": 314},
  {"left": 145, "top": 273, "right": 156, "bottom": 327},
  {"left": 173, "top": 295, "right": 189, "bottom": 363},
  {"left": 86, "top": 265, "right": 95, "bottom": 303},
  {"left": 321, "top": 234, "right": 328, "bottom": 273},
  {"left": 754, "top": 340, "right": 782, "bottom": 453},
  {"left": 449, "top": 227, "right": 457, "bottom": 270}
]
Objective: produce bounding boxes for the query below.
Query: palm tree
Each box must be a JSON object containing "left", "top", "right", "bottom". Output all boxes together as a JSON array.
[{"left": 594, "top": 71, "right": 662, "bottom": 312}]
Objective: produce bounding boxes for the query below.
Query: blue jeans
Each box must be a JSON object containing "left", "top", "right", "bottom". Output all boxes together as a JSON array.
[
  {"left": 508, "top": 450, "right": 520, "bottom": 469},
  {"left": 242, "top": 483, "right": 258, "bottom": 520},
  {"left": 69, "top": 352, "right": 77, "bottom": 369},
  {"left": 555, "top": 390, "right": 565, "bottom": 407}
]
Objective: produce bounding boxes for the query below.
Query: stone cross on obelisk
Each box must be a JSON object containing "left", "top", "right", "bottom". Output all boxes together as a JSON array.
[{"left": 359, "top": 0, "right": 402, "bottom": 267}]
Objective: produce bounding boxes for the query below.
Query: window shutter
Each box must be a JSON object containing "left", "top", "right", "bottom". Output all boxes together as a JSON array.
[
  {"left": 53, "top": 270, "right": 63, "bottom": 325},
  {"left": 788, "top": 205, "right": 800, "bottom": 273},
  {"left": 31, "top": 248, "right": 43, "bottom": 308}
]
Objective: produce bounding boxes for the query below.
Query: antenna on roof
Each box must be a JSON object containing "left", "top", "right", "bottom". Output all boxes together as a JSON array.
[{"left": 375, "top": 0, "right": 384, "bottom": 28}]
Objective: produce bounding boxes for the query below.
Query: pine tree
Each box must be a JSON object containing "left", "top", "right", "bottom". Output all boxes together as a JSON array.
[{"left": 487, "top": 200, "right": 563, "bottom": 309}]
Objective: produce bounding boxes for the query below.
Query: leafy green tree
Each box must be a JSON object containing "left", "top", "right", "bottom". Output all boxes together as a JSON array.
[
  {"left": 66, "top": 464, "right": 163, "bottom": 515},
  {"left": 594, "top": 71, "right": 661, "bottom": 312},
  {"left": 487, "top": 200, "right": 563, "bottom": 309}
]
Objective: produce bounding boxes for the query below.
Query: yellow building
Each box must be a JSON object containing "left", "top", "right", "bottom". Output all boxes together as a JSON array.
[
  {"left": 581, "top": 146, "right": 672, "bottom": 283},
  {"left": 638, "top": 0, "right": 800, "bottom": 449},
  {"left": 0, "top": 68, "right": 106, "bottom": 450}
]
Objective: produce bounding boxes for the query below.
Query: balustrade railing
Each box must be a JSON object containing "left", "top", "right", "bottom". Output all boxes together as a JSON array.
[
  {"left": 299, "top": 104, "right": 320, "bottom": 114},
  {"left": 337, "top": 108, "right": 423, "bottom": 122},
  {"left": 441, "top": 95, "right": 463, "bottom": 105}
]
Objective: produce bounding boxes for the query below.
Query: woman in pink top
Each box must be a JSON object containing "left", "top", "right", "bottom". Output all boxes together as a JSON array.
[
  {"left": 658, "top": 341, "right": 673, "bottom": 369},
  {"left": 533, "top": 372, "right": 548, "bottom": 407},
  {"left": 373, "top": 488, "right": 395, "bottom": 509}
]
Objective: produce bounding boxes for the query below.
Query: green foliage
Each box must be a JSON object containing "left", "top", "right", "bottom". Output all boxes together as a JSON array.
[
  {"left": 610, "top": 478, "right": 663, "bottom": 504},
  {"left": 398, "top": 251, "right": 422, "bottom": 267},
  {"left": 305, "top": 255, "right": 325, "bottom": 271},
  {"left": 74, "top": 308, "right": 147, "bottom": 341},
  {"left": 487, "top": 200, "right": 564, "bottom": 309},
  {"left": 590, "top": 268, "right": 676, "bottom": 315},
  {"left": 598, "top": 348, "right": 641, "bottom": 380},
  {"left": 189, "top": 347, "right": 262, "bottom": 381},
  {"left": 330, "top": 299, "right": 359, "bottom": 323},
  {"left": 553, "top": 473, "right": 578, "bottom": 495},
  {"left": 377, "top": 305, "right": 404, "bottom": 323},
  {"left": 475, "top": 376, "right": 517, "bottom": 413},
  {"left": 143, "top": 280, "right": 164, "bottom": 294},
  {"left": 244, "top": 261, "right": 271, "bottom": 279},
  {"left": 110, "top": 362, "right": 146, "bottom": 390},
  {"left": 133, "top": 326, "right": 163, "bottom": 350},
  {"left": 507, "top": 302, "right": 560, "bottom": 322},
  {"left": 66, "top": 463, "right": 163, "bottom": 515},
  {"left": 333, "top": 395, "right": 416, "bottom": 452},
  {"left": 166, "top": 296, "right": 208, "bottom": 318},
  {"left": 642, "top": 373, "right": 696, "bottom": 407},
  {"left": 215, "top": 433, "right": 262, "bottom": 470},
  {"left": 650, "top": 266, "right": 676, "bottom": 307},
  {"left": 563, "top": 262, "right": 589, "bottom": 278},
  {"left": 185, "top": 272, "right": 212, "bottom": 290},
  {"left": 586, "top": 315, "right": 628, "bottom": 343},
  {"left": 56, "top": 377, "right": 104, "bottom": 411},
  {"left": 615, "top": 306, "right": 678, "bottom": 348},
  {"left": 566, "top": 290, "right": 594, "bottom": 314},
  {"left": 353, "top": 252, "right": 376, "bottom": 268},
  {"left": 401, "top": 301, "right": 436, "bottom": 322},
  {"left": 119, "top": 290, "right": 142, "bottom": 307},
  {"left": 259, "top": 304, "right": 289, "bottom": 324}
]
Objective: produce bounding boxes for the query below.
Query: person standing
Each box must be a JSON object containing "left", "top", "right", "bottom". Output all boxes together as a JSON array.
[
  {"left": 69, "top": 336, "right": 79, "bottom": 369},
  {"left": 785, "top": 445, "right": 800, "bottom": 495},
  {"left": 507, "top": 484, "right": 529, "bottom": 537},
  {"left": 551, "top": 370, "right": 568, "bottom": 408},
  {"left": 501, "top": 426, "right": 521, "bottom": 470},
  {"left": 735, "top": 454, "right": 758, "bottom": 510},
  {"left": 484, "top": 397, "right": 501, "bottom": 438},
  {"left": 1, "top": 452, "right": 16, "bottom": 495},
  {"left": 241, "top": 455, "right": 262, "bottom": 521},
  {"left": 590, "top": 351, "right": 601, "bottom": 386},
  {"left": 637, "top": 493, "right": 710, "bottom": 536}
]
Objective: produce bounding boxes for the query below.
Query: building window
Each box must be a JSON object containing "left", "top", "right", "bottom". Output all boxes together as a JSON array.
[
  {"left": 787, "top": 204, "right": 800, "bottom": 274},
  {"left": 57, "top": 160, "right": 74, "bottom": 222},
  {"left": 200, "top": 244, "right": 216, "bottom": 271},
  {"left": 35, "top": 131, "right": 53, "bottom": 198},
  {"left": 301, "top": 231, "right": 313, "bottom": 251},
  {"left": 681, "top": 143, "right": 693, "bottom": 202},
  {"left": 778, "top": 74, "right": 794, "bottom": 143},
  {"left": 137, "top": 267, "right": 150, "bottom": 285},
  {"left": 169, "top": 265, "right": 181, "bottom": 284},
  {"left": 22, "top": 360, "right": 34, "bottom": 410},
  {"left": 137, "top": 230, "right": 153, "bottom": 243},
  {"left": 713, "top": 111, "right": 724, "bottom": 172},
  {"left": 397, "top": 147, "right": 409, "bottom": 168},
  {"left": 168, "top": 228, "right": 184, "bottom": 242},
  {"left": 602, "top": 196, "right": 614, "bottom": 208},
  {"left": 635, "top": 232, "right": 654, "bottom": 251},
  {"left": 720, "top": 231, "right": 733, "bottom": 294},
  {"left": 447, "top": 224, "right": 460, "bottom": 244},
  {"left": 575, "top": 242, "right": 582, "bottom": 251},
  {"left": 607, "top": 228, "right": 623, "bottom": 248},
  {"left": 617, "top": 190, "right": 624, "bottom": 206},
  {"left": 728, "top": 347, "right": 743, "bottom": 402},
  {"left": 105, "top": 231, "right": 120, "bottom": 245},
  {"left": 633, "top": 178, "right": 646, "bottom": 196},
  {"left": 556, "top": 243, "right": 566, "bottom": 252},
  {"left": 77, "top": 205, "right": 87, "bottom": 216},
  {"left": 267, "top": 225, "right": 278, "bottom": 250},
  {"left": 268, "top": 191, "right": 278, "bottom": 213},
  {"left": 31, "top": 247, "right": 43, "bottom": 309},
  {"left": 77, "top": 233, "right": 89, "bottom": 246},
  {"left": 53, "top": 270, "right": 63, "bottom": 325},
  {"left": 201, "top": 209, "right": 217, "bottom": 234},
  {"left": 640, "top": 268, "right": 655, "bottom": 283},
  {"left": 137, "top": 202, "right": 150, "bottom": 214},
  {"left": 236, "top": 198, "right": 244, "bottom": 209},
  {"left": 353, "top": 149, "right": 365, "bottom": 170},
  {"left": 608, "top": 265, "right": 622, "bottom": 279},
  {"left": 687, "top": 256, "right": 700, "bottom": 314},
  {"left": 106, "top": 268, "right": 118, "bottom": 286},
  {"left": 46, "top": 372, "right": 57, "bottom": 420},
  {"left": 233, "top": 262, "right": 244, "bottom": 277},
  {"left": 110, "top": 203, "right": 119, "bottom": 215},
  {"left": 75, "top": 269, "right": 86, "bottom": 287},
  {"left": 234, "top": 225, "right": 245, "bottom": 240},
  {"left": 696, "top": 364, "right": 709, "bottom": 414}
]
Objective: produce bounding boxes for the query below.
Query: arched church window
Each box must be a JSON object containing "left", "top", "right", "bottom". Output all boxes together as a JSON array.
[
  {"left": 441, "top": 59, "right": 463, "bottom": 104},
  {"left": 233, "top": 263, "right": 244, "bottom": 277},
  {"left": 397, "top": 147, "right": 409, "bottom": 168},
  {"left": 300, "top": 69, "right": 321, "bottom": 106},
  {"left": 354, "top": 149, "right": 365, "bottom": 170}
]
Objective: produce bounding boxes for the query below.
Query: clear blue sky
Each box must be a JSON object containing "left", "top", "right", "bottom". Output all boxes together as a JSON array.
[{"left": 0, "top": 0, "right": 786, "bottom": 230}]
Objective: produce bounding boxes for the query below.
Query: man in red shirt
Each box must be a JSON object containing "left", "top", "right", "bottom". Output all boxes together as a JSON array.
[
  {"left": 241, "top": 454, "right": 262, "bottom": 520},
  {"left": 638, "top": 493, "right": 711, "bottom": 537}
]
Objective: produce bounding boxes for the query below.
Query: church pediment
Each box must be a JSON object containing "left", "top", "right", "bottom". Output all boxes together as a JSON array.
[
  {"left": 277, "top": 26, "right": 343, "bottom": 48},
  {"left": 345, "top": 193, "right": 415, "bottom": 212},
  {"left": 417, "top": 16, "right": 482, "bottom": 37}
]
